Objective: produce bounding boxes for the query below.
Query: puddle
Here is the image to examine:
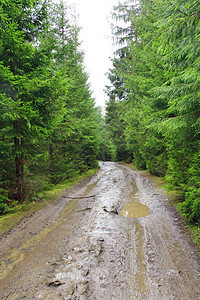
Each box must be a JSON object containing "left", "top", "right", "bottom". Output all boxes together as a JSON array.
[
  {"left": 120, "top": 178, "right": 149, "bottom": 218},
  {"left": 120, "top": 202, "right": 149, "bottom": 218}
]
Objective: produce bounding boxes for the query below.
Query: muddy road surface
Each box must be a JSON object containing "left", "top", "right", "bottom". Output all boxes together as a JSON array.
[{"left": 0, "top": 162, "right": 200, "bottom": 299}]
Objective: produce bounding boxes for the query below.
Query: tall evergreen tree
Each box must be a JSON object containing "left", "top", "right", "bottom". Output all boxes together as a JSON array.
[
  {"left": 106, "top": 0, "right": 200, "bottom": 221},
  {"left": 0, "top": 0, "right": 99, "bottom": 208},
  {"left": 0, "top": 0, "right": 49, "bottom": 200}
]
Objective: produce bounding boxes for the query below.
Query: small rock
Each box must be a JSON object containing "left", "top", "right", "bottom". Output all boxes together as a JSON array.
[
  {"left": 83, "top": 269, "right": 89, "bottom": 276},
  {"left": 47, "top": 280, "right": 65, "bottom": 287},
  {"left": 97, "top": 238, "right": 104, "bottom": 242},
  {"left": 103, "top": 207, "right": 118, "bottom": 215},
  {"left": 29, "top": 232, "right": 37, "bottom": 235},
  {"left": 77, "top": 264, "right": 83, "bottom": 269}
]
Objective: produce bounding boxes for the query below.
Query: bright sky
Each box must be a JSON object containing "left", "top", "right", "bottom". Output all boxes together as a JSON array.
[{"left": 65, "top": 0, "right": 120, "bottom": 107}]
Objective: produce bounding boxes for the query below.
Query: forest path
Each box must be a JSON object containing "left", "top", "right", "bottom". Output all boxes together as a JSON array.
[{"left": 0, "top": 162, "right": 200, "bottom": 299}]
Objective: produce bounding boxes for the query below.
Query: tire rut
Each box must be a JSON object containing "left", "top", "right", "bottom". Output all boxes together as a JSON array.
[{"left": 0, "top": 162, "right": 199, "bottom": 300}]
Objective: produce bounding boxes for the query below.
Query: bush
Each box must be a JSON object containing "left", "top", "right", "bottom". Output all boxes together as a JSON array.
[
  {"left": 0, "top": 188, "right": 10, "bottom": 215},
  {"left": 180, "top": 188, "right": 200, "bottom": 223}
]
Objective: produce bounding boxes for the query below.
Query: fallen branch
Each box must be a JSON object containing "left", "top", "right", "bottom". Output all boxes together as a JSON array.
[{"left": 65, "top": 194, "right": 95, "bottom": 199}]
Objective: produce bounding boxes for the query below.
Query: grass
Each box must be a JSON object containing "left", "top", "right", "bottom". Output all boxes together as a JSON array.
[
  {"left": 0, "top": 168, "right": 99, "bottom": 236},
  {"left": 188, "top": 224, "right": 200, "bottom": 248}
]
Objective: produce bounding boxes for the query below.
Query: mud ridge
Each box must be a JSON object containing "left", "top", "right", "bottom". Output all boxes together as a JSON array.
[{"left": 0, "top": 162, "right": 200, "bottom": 299}]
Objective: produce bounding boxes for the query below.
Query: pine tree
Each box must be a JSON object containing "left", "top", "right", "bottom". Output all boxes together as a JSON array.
[
  {"left": 0, "top": 0, "right": 49, "bottom": 200},
  {"left": 0, "top": 0, "right": 100, "bottom": 207}
]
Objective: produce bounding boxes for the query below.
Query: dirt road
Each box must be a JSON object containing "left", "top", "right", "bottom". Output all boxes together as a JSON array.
[{"left": 0, "top": 162, "right": 200, "bottom": 299}]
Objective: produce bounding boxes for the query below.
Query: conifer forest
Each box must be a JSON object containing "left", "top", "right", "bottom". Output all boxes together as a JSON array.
[
  {"left": 104, "top": 0, "right": 200, "bottom": 223},
  {"left": 0, "top": 0, "right": 200, "bottom": 226},
  {"left": 0, "top": 0, "right": 100, "bottom": 212}
]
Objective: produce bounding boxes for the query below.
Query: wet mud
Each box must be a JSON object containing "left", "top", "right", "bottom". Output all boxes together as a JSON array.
[{"left": 0, "top": 162, "right": 200, "bottom": 299}]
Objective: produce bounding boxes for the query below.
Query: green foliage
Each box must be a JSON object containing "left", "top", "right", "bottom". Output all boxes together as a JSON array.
[
  {"left": 106, "top": 0, "right": 200, "bottom": 223},
  {"left": 105, "top": 99, "right": 132, "bottom": 161},
  {"left": 0, "top": 188, "right": 25, "bottom": 215},
  {"left": 188, "top": 224, "right": 200, "bottom": 247},
  {"left": 180, "top": 190, "right": 200, "bottom": 223},
  {"left": 0, "top": 189, "right": 10, "bottom": 215},
  {"left": 96, "top": 111, "right": 117, "bottom": 161},
  {"left": 179, "top": 145, "right": 200, "bottom": 222},
  {"left": 0, "top": 0, "right": 100, "bottom": 214}
]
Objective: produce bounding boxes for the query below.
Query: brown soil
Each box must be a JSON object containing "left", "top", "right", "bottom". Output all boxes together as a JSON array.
[{"left": 0, "top": 162, "right": 200, "bottom": 299}]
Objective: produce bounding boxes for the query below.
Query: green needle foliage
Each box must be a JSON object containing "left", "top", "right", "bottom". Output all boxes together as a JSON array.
[
  {"left": 106, "top": 0, "right": 200, "bottom": 223},
  {"left": 0, "top": 0, "right": 100, "bottom": 212}
]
